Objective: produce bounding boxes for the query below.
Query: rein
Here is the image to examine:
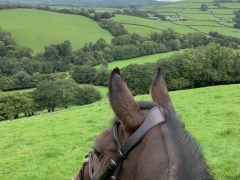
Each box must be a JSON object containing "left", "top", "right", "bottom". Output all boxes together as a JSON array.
[{"left": 79, "top": 106, "right": 167, "bottom": 180}]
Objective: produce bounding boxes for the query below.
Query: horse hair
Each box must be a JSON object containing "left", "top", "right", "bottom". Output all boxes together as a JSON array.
[{"left": 113, "top": 101, "right": 212, "bottom": 179}]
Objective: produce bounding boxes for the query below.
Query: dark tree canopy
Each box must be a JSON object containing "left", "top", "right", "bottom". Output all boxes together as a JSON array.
[{"left": 201, "top": 4, "right": 208, "bottom": 11}]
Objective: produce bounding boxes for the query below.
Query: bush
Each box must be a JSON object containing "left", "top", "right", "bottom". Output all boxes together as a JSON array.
[
  {"left": 75, "top": 85, "right": 102, "bottom": 105},
  {"left": 201, "top": 4, "right": 208, "bottom": 11}
]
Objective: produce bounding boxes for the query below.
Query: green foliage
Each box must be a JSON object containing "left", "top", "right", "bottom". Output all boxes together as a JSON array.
[
  {"left": 0, "top": 76, "right": 16, "bottom": 90},
  {"left": 33, "top": 79, "right": 80, "bottom": 111},
  {"left": 120, "top": 43, "right": 240, "bottom": 95},
  {"left": 0, "top": 41, "right": 6, "bottom": 57},
  {"left": 94, "top": 66, "right": 111, "bottom": 86},
  {"left": 0, "top": 92, "right": 35, "bottom": 120},
  {"left": 111, "top": 35, "right": 131, "bottom": 46},
  {"left": 71, "top": 65, "right": 96, "bottom": 84},
  {"left": 121, "top": 63, "right": 156, "bottom": 95},
  {"left": 75, "top": 84, "right": 102, "bottom": 105},
  {"left": 11, "top": 71, "right": 32, "bottom": 89},
  {"left": 113, "top": 8, "right": 149, "bottom": 18},
  {"left": 233, "top": 9, "right": 240, "bottom": 29},
  {"left": 201, "top": 3, "right": 208, "bottom": 11},
  {"left": 99, "top": 19, "right": 129, "bottom": 36}
]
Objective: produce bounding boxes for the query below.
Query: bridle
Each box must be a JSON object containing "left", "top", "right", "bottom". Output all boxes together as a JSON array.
[{"left": 78, "top": 106, "right": 167, "bottom": 180}]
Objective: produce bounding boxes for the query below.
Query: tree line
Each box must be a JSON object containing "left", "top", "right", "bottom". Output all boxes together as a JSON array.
[
  {"left": 0, "top": 79, "right": 102, "bottom": 121},
  {"left": 1, "top": 24, "right": 240, "bottom": 91},
  {"left": 70, "top": 43, "right": 240, "bottom": 95}
]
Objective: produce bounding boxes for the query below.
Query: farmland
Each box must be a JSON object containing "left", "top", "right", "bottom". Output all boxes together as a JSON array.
[
  {"left": 0, "top": 84, "right": 240, "bottom": 180},
  {"left": 95, "top": 51, "right": 182, "bottom": 69},
  {"left": 113, "top": 14, "right": 196, "bottom": 35},
  {"left": 0, "top": 9, "right": 113, "bottom": 54},
  {"left": 135, "top": 2, "right": 240, "bottom": 37}
]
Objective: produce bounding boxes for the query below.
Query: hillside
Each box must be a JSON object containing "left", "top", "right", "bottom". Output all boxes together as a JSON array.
[
  {"left": 0, "top": 9, "right": 113, "bottom": 54},
  {"left": 0, "top": 84, "right": 240, "bottom": 179},
  {"left": 1, "top": 0, "right": 160, "bottom": 6}
]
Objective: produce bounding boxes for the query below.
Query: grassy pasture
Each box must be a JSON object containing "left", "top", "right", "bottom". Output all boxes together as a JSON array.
[
  {"left": 216, "top": 14, "right": 235, "bottom": 20},
  {"left": 160, "top": 2, "right": 207, "bottom": 8},
  {"left": 155, "top": 8, "right": 185, "bottom": 13},
  {"left": 192, "top": 26, "right": 240, "bottom": 37},
  {"left": 208, "top": 2, "right": 240, "bottom": 9},
  {"left": 122, "top": 24, "right": 162, "bottom": 36},
  {"left": 174, "top": 20, "right": 224, "bottom": 26},
  {"left": 0, "top": 84, "right": 239, "bottom": 180},
  {"left": 0, "top": 9, "right": 113, "bottom": 54},
  {"left": 182, "top": 13, "right": 220, "bottom": 21},
  {"left": 50, "top": 6, "right": 119, "bottom": 12},
  {"left": 113, "top": 14, "right": 196, "bottom": 35},
  {"left": 182, "top": 8, "right": 236, "bottom": 14},
  {"left": 95, "top": 51, "right": 181, "bottom": 69}
]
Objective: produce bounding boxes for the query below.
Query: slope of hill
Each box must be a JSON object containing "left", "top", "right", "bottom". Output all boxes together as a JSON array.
[
  {"left": 0, "top": 9, "right": 113, "bottom": 54},
  {"left": 0, "top": 84, "right": 239, "bottom": 179},
  {"left": 1, "top": 0, "right": 161, "bottom": 6}
]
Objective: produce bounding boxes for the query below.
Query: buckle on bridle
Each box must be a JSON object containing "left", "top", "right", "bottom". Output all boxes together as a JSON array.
[
  {"left": 108, "top": 159, "right": 117, "bottom": 170},
  {"left": 118, "top": 150, "right": 126, "bottom": 159}
]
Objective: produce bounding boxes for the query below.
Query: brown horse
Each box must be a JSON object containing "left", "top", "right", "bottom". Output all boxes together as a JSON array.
[{"left": 74, "top": 67, "right": 212, "bottom": 180}]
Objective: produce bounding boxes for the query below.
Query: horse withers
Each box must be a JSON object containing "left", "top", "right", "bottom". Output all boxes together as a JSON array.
[{"left": 74, "top": 67, "right": 212, "bottom": 180}]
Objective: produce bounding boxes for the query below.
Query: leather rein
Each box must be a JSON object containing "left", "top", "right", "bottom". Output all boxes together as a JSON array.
[{"left": 79, "top": 106, "right": 167, "bottom": 180}]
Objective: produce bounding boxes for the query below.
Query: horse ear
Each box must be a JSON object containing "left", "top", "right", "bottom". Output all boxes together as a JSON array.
[
  {"left": 150, "top": 67, "right": 175, "bottom": 111},
  {"left": 109, "top": 68, "right": 144, "bottom": 134}
]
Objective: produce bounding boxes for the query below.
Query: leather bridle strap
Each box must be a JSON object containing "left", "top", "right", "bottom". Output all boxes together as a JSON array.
[
  {"left": 113, "top": 106, "right": 166, "bottom": 156},
  {"left": 81, "top": 106, "right": 166, "bottom": 180},
  {"left": 104, "top": 107, "right": 166, "bottom": 180}
]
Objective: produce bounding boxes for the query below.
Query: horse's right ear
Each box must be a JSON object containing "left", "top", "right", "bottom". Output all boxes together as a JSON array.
[
  {"left": 150, "top": 67, "right": 175, "bottom": 111},
  {"left": 109, "top": 68, "right": 144, "bottom": 135}
]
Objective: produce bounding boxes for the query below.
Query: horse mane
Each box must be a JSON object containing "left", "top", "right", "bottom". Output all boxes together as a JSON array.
[
  {"left": 112, "top": 101, "right": 212, "bottom": 179},
  {"left": 158, "top": 103, "right": 212, "bottom": 179}
]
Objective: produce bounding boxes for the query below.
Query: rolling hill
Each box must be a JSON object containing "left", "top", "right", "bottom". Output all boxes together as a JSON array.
[
  {"left": 0, "top": 9, "right": 113, "bottom": 54},
  {"left": 1, "top": 0, "right": 161, "bottom": 6}
]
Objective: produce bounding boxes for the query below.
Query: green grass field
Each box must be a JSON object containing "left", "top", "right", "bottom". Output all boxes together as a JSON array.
[
  {"left": 137, "top": 2, "right": 239, "bottom": 38},
  {"left": 95, "top": 51, "right": 182, "bottom": 69},
  {"left": 0, "top": 9, "right": 113, "bottom": 54},
  {"left": 160, "top": 2, "right": 207, "bottom": 8},
  {"left": 0, "top": 84, "right": 239, "bottom": 180},
  {"left": 50, "top": 6, "right": 119, "bottom": 13},
  {"left": 122, "top": 24, "right": 162, "bottom": 36},
  {"left": 113, "top": 14, "right": 196, "bottom": 35},
  {"left": 174, "top": 20, "right": 224, "bottom": 26}
]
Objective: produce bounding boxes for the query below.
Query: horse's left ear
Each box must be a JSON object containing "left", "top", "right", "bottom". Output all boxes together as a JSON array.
[
  {"left": 109, "top": 68, "right": 144, "bottom": 135},
  {"left": 150, "top": 67, "right": 175, "bottom": 111}
]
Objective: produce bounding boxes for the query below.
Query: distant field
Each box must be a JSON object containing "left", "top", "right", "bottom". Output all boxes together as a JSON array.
[
  {"left": 134, "top": 1, "right": 240, "bottom": 38},
  {"left": 122, "top": 24, "right": 162, "bottom": 36},
  {"left": 174, "top": 20, "right": 224, "bottom": 26},
  {"left": 95, "top": 51, "right": 182, "bottom": 69},
  {"left": 193, "top": 26, "right": 240, "bottom": 37},
  {"left": 0, "top": 84, "right": 239, "bottom": 180},
  {"left": 182, "top": 8, "right": 237, "bottom": 14},
  {"left": 160, "top": 2, "right": 206, "bottom": 8},
  {"left": 182, "top": 13, "right": 220, "bottom": 21},
  {"left": 0, "top": 9, "right": 113, "bottom": 54},
  {"left": 155, "top": 8, "right": 185, "bottom": 13},
  {"left": 50, "top": 6, "right": 119, "bottom": 12},
  {"left": 113, "top": 14, "right": 196, "bottom": 35}
]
